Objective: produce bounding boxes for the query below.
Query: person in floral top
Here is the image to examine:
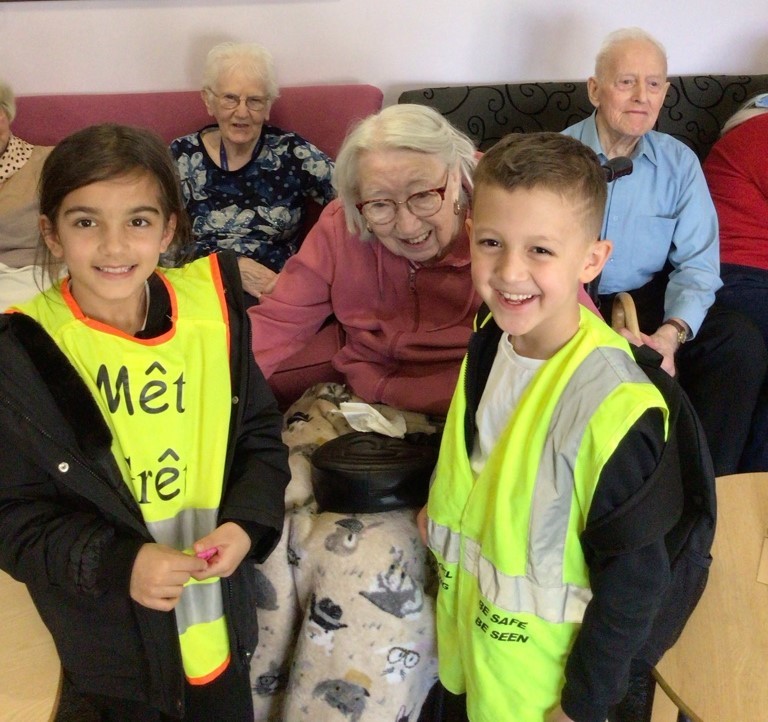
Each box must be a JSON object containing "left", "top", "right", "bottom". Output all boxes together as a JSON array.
[{"left": 170, "top": 42, "right": 334, "bottom": 302}]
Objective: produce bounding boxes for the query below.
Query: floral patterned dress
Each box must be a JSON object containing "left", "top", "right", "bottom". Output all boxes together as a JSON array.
[{"left": 170, "top": 124, "right": 335, "bottom": 271}]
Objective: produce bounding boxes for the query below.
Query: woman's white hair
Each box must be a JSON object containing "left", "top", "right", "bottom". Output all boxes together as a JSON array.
[
  {"left": 721, "top": 93, "right": 768, "bottom": 135},
  {"left": 333, "top": 104, "right": 478, "bottom": 238},
  {"left": 0, "top": 79, "right": 16, "bottom": 123},
  {"left": 202, "top": 42, "right": 279, "bottom": 103},
  {"left": 595, "top": 27, "right": 668, "bottom": 80}
]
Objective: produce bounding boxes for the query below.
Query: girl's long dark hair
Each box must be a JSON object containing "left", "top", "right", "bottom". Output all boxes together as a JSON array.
[{"left": 37, "top": 123, "right": 192, "bottom": 284}]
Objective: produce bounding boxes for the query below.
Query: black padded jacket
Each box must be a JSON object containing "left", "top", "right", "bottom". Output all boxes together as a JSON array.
[
  {"left": 463, "top": 308, "right": 672, "bottom": 722},
  {"left": 0, "top": 251, "right": 289, "bottom": 718}
]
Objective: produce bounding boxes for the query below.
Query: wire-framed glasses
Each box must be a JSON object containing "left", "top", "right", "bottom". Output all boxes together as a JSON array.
[
  {"left": 356, "top": 171, "right": 449, "bottom": 225},
  {"left": 207, "top": 89, "right": 269, "bottom": 112}
]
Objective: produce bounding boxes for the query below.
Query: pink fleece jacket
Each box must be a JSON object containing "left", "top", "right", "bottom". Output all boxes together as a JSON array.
[{"left": 250, "top": 199, "right": 599, "bottom": 417}]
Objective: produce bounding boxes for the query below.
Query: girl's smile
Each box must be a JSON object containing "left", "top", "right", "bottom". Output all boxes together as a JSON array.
[{"left": 40, "top": 172, "right": 176, "bottom": 335}]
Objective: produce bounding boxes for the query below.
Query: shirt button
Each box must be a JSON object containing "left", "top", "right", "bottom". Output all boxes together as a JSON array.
[
  {"left": 232, "top": 396, "right": 239, "bottom": 405},
  {"left": 58, "top": 462, "right": 70, "bottom": 473}
]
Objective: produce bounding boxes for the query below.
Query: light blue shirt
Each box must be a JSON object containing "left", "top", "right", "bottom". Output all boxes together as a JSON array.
[{"left": 563, "top": 113, "right": 720, "bottom": 335}]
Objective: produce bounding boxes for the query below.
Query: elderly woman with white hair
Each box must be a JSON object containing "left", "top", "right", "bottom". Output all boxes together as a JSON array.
[
  {"left": 0, "top": 79, "right": 52, "bottom": 308},
  {"left": 247, "top": 104, "right": 599, "bottom": 721},
  {"left": 170, "top": 42, "right": 334, "bottom": 302},
  {"left": 247, "top": 103, "right": 480, "bottom": 722}
]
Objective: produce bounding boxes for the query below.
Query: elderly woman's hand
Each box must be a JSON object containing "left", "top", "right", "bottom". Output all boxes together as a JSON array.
[{"left": 237, "top": 256, "right": 278, "bottom": 298}]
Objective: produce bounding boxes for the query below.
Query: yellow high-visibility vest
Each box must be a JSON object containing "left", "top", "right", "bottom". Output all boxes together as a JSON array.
[
  {"left": 428, "top": 306, "right": 668, "bottom": 721},
  {"left": 18, "top": 256, "right": 233, "bottom": 683}
]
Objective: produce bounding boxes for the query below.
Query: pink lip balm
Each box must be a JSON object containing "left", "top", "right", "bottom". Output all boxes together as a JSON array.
[{"left": 196, "top": 547, "right": 218, "bottom": 561}]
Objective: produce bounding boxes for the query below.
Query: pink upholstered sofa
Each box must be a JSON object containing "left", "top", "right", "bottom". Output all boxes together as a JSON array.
[
  {"left": 14, "top": 84, "right": 383, "bottom": 156},
  {"left": 14, "top": 84, "right": 384, "bottom": 407}
]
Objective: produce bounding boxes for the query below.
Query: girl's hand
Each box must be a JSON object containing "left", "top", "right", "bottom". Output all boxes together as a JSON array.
[
  {"left": 130, "top": 543, "right": 207, "bottom": 611},
  {"left": 191, "top": 522, "right": 251, "bottom": 581},
  {"left": 237, "top": 257, "right": 278, "bottom": 298}
]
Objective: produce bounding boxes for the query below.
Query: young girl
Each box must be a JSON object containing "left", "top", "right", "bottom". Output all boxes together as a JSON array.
[{"left": 0, "top": 124, "right": 289, "bottom": 721}]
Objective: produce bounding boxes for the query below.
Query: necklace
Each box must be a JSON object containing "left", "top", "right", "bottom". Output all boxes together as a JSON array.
[
  {"left": 68, "top": 279, "right": 150, "bottom": 335},
  {"left": 218, "top": 130, "right": 265, "bottom": 171},
  {"left": 140, "top": 280, "right": 150, "bottom": 332}
]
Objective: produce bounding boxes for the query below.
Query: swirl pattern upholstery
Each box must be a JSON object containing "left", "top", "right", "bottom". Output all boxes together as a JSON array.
[{"left": 398, "top": 75, "right": 768, "bottom": 161}]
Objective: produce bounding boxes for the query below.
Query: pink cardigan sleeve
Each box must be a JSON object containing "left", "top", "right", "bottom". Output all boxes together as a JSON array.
[{"left": 248, "top": 204, "right": 341, "bottom": 378}]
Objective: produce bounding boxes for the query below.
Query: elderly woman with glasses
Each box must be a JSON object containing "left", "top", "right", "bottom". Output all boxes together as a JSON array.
[
  {"left": 248, "top": 105, "right": 599, "bottom": 721},
  {"left": 248, "top": 104, "right": 604, "bottom": 721},
  {"left": 251, "top": 103, "right": 481, "bottom": 416},
  {"left": 245, "top": 103, "right": 481, "bottom": 722},
  {"left": 170, "top": 42, "right": 334, "bottom": 302}
]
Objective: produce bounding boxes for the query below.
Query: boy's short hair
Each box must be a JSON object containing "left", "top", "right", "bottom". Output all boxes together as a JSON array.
[{"left": 473, "top": 132, "right": 607, "bottom": 239}]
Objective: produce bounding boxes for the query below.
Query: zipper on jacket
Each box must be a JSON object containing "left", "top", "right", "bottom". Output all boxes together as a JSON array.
[{"left": 408, "top": 263, "right": 421, "bottom": 331}]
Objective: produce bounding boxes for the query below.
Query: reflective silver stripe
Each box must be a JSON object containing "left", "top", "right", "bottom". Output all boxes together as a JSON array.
[
  {"left": 428, "top": 518, "right": 462, "bottom": 564},
  {"left": 465, "top": 346, "right": 653, "bottom": 623},
  {"left": 465, "top": 537, "right": 592, "bottom": 623},
  {"left": 146, "top": 507, "right": 219, "bottom": 549},
  {"left": 144, "top": 508, "right": 224, "bottom": 635},
  {"left": 175, "top": 580, "right": 225, "bottom": 634}
]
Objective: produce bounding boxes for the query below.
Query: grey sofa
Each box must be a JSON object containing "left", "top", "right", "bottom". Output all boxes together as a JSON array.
[{"left": 399, "top": 74, "right": 768, "bottom": 161}]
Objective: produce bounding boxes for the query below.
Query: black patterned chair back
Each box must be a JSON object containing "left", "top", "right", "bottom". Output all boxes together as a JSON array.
[{"left": 398, "top": 75, "right": 768, "bottom": 161}]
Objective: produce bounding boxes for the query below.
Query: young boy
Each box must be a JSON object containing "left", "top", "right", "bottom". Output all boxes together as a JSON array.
[{"left": 424, "top": 133, "right": 672, "bottom": 722}]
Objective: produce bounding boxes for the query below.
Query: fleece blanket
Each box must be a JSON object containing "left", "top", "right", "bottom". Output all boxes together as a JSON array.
[{"left": 250, "top": 383, "right": 441, "bottom": 722}]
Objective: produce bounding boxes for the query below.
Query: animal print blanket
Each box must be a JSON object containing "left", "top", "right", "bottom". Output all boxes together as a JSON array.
[{"left": 250, "top": 383, "right": 441, "bottom": 722}]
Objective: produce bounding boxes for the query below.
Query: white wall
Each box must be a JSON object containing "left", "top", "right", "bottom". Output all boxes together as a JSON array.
[{"left": 2, "top": 0, "right": 767, "bottom": 107}]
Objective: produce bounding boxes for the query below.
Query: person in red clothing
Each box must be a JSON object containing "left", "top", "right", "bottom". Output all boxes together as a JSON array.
[
  {"left": 247, "top": 105, "right": 604, "bottom": 722},
  {"left": 704, "top": 93, "right": 768, "bottom": 469},
  {"left": 250, "top": 104, "right": 481, "bottom": 417},
  {"left": 704, "top": 93, "right": 768, "bottom": 341},
  {"left": 246, "top": 104, "right": 481, "bottom": 722}
]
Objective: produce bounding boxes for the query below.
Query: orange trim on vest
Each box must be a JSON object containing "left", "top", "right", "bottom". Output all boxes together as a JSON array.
[
  {"left": 59, "top": 275, "right": 179, "bottom": 346},
  {"left": 207, "top": 254, "right": 231, "bottom": 355},
  {"left": 187, "top": 653, "right": 230, "bottom": 686}
]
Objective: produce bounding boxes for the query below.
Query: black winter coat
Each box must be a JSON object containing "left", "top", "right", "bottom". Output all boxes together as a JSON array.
[
  {"left": 0, "top": 252, "right": 289, "bottom": 717},
  {"left": 462, "top": 307, "right": 672, "bottom": 722}
]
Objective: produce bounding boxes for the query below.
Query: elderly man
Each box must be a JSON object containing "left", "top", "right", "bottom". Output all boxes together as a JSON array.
[{"left": 564, "top": 27, "right": 767, "bottom": 476}]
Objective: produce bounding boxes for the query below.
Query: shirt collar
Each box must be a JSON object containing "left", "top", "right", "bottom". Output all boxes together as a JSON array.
[
  {"left": 586, "top": 111, "right": 659, "bottom": 167},
  {"left": 0, "top": 135, "right": 34, "bottom": 183}
]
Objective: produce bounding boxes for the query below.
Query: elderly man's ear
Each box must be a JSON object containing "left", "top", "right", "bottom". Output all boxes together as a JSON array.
[{"left": 587, "top": 76, "right": 601, "bottom": 108}]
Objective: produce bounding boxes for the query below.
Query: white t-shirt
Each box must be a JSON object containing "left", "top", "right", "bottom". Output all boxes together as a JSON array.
[{"left": 470, "top": 333, "right": 545, "bottom": 475}]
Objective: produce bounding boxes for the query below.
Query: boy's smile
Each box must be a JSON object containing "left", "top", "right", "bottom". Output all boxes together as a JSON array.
[{"left": 468, "top": 184, "right": 610, "bottom": 360}]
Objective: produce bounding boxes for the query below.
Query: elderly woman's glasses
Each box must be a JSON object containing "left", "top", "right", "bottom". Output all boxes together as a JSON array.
[
  {"left": 207, "top": 89, "right": 268, "bottom": 112},
  {"left": 356, "top": 171, "right": 450, "bottom": 225}
]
